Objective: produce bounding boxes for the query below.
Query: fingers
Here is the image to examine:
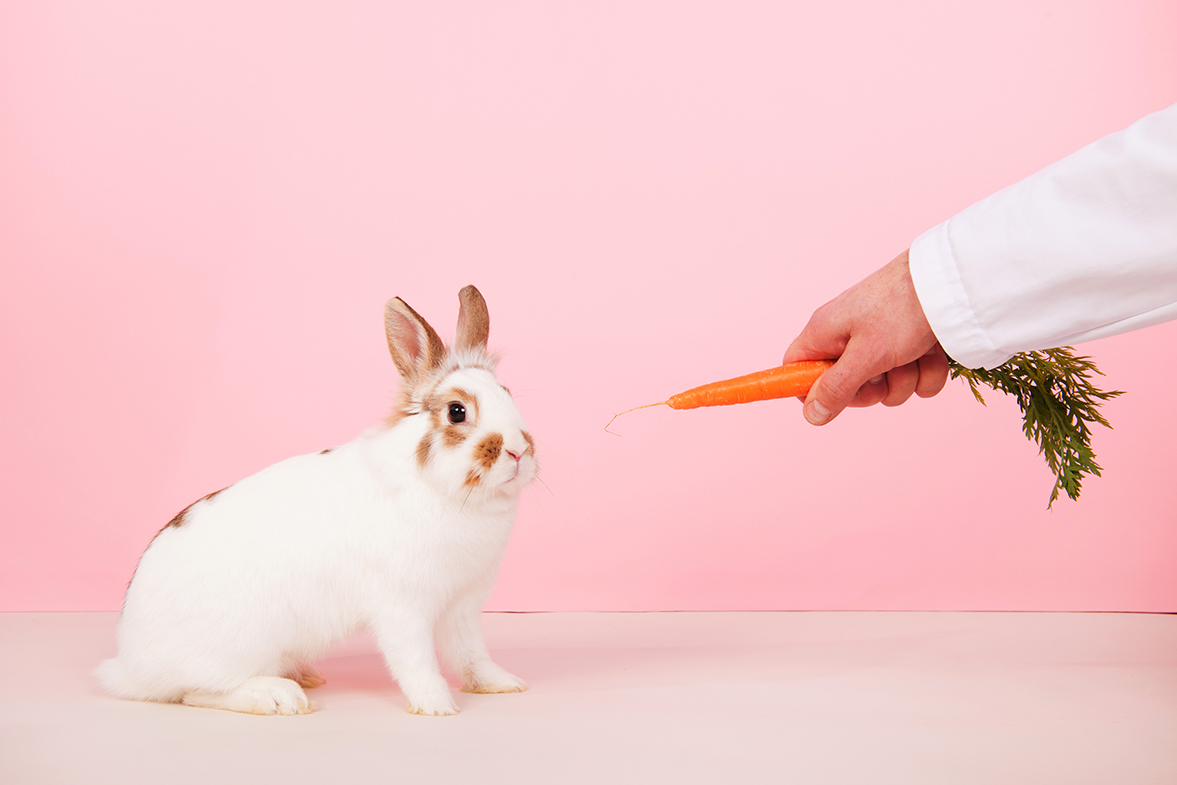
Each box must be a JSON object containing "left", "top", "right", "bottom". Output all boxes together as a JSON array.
[
  {"left": 880, "top": 362, "right": 919, "bottom": 407},
  {"left": 847, "top": 375, "right": 888, "bottom": 408},
  {"left": 915, "top": 344, "right": 950, "bottom": 398},
  {"left": 803, "top": 343, "right": 950, "bottom": 425}
]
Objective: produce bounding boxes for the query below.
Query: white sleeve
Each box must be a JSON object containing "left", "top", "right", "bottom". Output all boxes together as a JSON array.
[{"left": 908, "top": 103, "right": 1177, "bottom": 370}]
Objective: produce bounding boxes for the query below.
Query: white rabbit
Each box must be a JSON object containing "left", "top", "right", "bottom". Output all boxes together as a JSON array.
[{"left": 96, "top": 285, "right": 535, "bottom": 716}]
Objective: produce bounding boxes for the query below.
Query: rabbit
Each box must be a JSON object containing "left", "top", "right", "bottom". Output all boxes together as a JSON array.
[{"left": 96, "top": 285, "right": 536, "bottom": 716}]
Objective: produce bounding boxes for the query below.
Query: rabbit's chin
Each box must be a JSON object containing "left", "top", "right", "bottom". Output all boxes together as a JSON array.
[
  {"left": 475, "top": 467, "right": 536, "bottom": 497},
  {"left": 420, "top": 464, "right": 534, "bottom": 503},
  {"left": 497, "top": 469, "right": 534, "bottom": 492}
]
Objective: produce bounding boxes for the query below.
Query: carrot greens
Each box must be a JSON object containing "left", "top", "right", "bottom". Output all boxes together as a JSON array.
[{"left": 948, "top": 348, "right": 1123, "bottom": 508}]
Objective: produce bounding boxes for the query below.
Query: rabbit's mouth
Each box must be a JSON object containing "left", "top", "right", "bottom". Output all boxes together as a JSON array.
[
  {"left": 489, "top": 468, "right": 521, "bottom": 491},
  {"left": 499, "top": 459, "right": 535, "bottom": 490}
]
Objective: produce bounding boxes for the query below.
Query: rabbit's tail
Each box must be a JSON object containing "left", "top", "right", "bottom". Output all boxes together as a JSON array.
[
  {"left": 95, "top": 657, "right": 132, "bottom": 697},
  {"left": 95, "top": 657, "right": 184, "bottom": 703}
]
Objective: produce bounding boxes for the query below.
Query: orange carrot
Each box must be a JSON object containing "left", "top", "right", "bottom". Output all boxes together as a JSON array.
[
  {"left": 606, "top": 360, "right": 835, "bottom": 432},
  {"left": 666, "top": 359, "right": 834, "bottom": 409}
]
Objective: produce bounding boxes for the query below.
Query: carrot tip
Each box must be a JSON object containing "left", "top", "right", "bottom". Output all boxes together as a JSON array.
[{"left": 604, "top": 402, "right": 670, "bottom": 436}]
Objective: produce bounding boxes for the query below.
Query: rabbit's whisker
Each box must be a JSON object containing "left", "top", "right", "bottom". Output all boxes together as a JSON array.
[{"left": 532, "top": 473, "right": 554, "bottom": 498}]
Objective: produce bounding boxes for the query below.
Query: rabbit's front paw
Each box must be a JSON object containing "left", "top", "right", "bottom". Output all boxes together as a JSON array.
[
  {"left": 405, "top": 693, "right": 460, "bottom": 716},
  {"left": 461, "top": 664, "right": 528, "bottom": 694},
  {"left": 403, "top": 681, "right": 460, "bottom": 716}
]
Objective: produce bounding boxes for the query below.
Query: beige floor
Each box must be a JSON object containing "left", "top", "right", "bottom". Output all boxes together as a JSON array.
[{"left": 2, "top": 611, "right": 1175, "bottom": 784}]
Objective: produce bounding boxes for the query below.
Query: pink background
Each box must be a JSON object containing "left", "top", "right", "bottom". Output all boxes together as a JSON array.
[{"left": 3, "top": 1, "right": 1175, "bottom": 613}]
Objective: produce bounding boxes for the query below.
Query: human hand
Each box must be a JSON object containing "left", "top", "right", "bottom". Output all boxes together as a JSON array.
[{"left": 781, "top": 249, "right": 949, "bottom": 425}]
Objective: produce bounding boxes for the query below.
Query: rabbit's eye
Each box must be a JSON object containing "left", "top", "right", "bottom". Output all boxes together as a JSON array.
[{"left": 447, "top": 403, "right": 467, "bottom": 424}]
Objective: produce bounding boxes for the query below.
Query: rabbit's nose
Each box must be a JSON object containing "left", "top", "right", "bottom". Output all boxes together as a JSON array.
[{"left": 505, "top": 449, "right": 522, "bottom": 463}]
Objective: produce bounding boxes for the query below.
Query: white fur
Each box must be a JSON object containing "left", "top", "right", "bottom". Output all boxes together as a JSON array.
[{"left": 97, "top": 299, "right": 535, "bottom": 717}]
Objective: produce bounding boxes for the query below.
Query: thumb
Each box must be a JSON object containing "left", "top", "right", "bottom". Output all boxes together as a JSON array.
[{"left": 801, "top": 343, "right": 887, "bottom": 426}]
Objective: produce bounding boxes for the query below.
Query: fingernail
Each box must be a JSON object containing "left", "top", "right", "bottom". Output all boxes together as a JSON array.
[{"left": 804, "top": 400, "right": 831, "bottom": 426}]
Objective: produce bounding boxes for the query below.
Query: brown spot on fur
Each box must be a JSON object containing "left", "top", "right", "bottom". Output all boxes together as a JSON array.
[
  {"left": 166, "top": 486, "right": 227, "bottom": 529},
  {"left": 473, "top": 433, "right": 503, "bottom": 470},
  {"left": 416, "top": 434, "right": 433, "bottom": 468},
  {"left": 521, "top": 431, "right": 535, "bottom": 456},
  {"left": 443, "top": 426, "right": 467, "bottom": 447},
  {"left": 165, "top": 508, "right": 189, "bottom": 529},
  {"left": 319, "top": 448, "right": 333, "bottom": 455},
  {"left": 447, "top": 387, "right": 474, "bottom": 404},
  {"left": 465, "top": 468, "right": 482, "bottom": 488}
]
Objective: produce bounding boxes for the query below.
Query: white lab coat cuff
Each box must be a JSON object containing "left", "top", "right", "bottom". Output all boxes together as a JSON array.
[{"left": 909, "top": 221, "right": 1012, "bottom": 369}]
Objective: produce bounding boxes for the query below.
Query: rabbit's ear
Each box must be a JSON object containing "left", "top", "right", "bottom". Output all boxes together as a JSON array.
[
  {"left": 454, "top": 285, "right": 490, "bottom": 352},
  {"left": 384, "top": 298, "right": 446, "bottom": 383}
]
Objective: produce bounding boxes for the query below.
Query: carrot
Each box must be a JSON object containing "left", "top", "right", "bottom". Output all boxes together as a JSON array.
[
  {"left": 606, "top": 359, "right": 834, "bottom": 432},
  {"left": 666, "top": 359, "right": 834, "bottom": 409}
]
